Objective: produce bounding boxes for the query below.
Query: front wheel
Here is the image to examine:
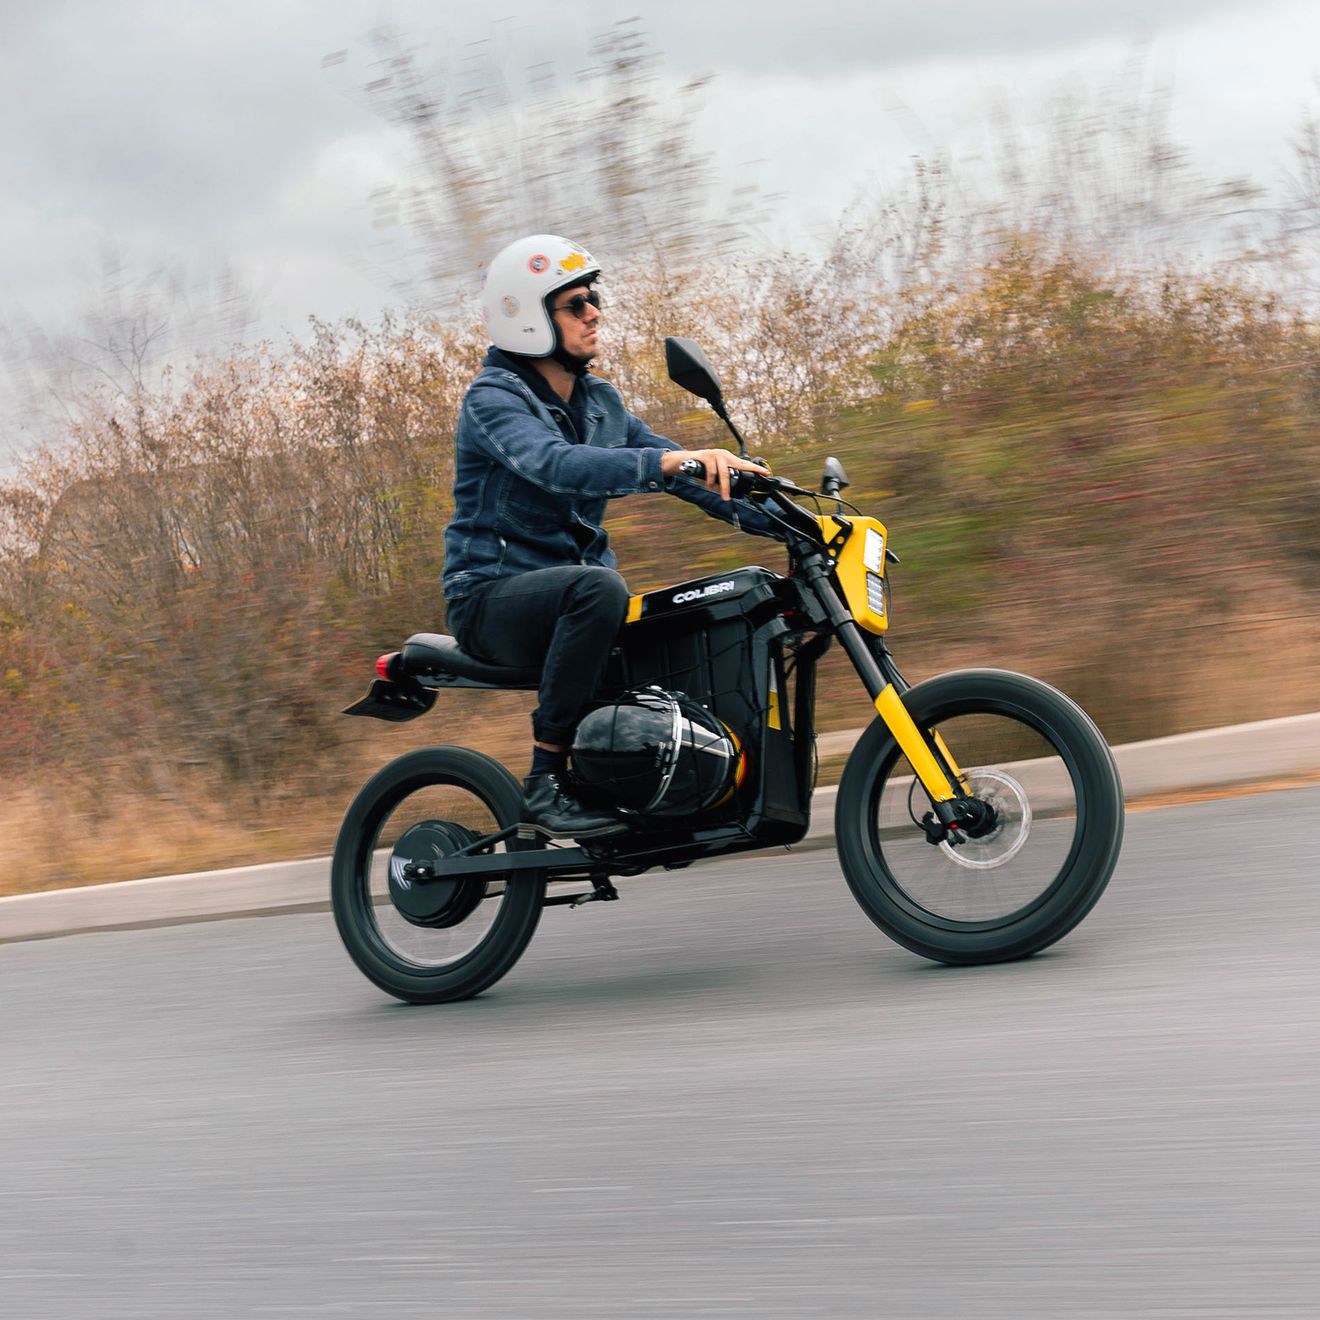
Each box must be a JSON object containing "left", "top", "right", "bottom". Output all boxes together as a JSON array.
[
  {"left": 331, "top": 747, "right": 545, "bottom": 1002},
  {"left": 836, "top": 669, "right": 1124, "bottom": 965}
]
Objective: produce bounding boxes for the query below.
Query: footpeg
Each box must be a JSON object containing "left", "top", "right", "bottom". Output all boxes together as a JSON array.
[{"left": 542, "top": 875, "right": 621, "bottom": 909}]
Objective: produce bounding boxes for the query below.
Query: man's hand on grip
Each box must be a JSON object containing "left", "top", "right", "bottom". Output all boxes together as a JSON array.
[{"left": 661, "top": 448, "right": 770, "bottom": 501}]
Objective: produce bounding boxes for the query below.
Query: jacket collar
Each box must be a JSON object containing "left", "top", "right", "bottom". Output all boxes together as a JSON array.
[
  {"left": 483, "top": 346, "right": 593, "bottom": 442},
  {"left": 484, "top": 346, "right": 593, "bottom": 412}
]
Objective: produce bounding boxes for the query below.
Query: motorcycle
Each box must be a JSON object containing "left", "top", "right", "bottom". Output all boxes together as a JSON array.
[{"left": 331, "top": 337, "right": 1124, "bottom": 1003}]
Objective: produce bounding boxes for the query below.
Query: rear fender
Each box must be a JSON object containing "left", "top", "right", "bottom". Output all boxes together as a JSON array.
[{"left": 342, "top": 677, "right": 437, "bottom": 722}]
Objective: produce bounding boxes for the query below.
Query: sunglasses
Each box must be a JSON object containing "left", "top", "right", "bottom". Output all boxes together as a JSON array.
[{"left": 553, "top": 289, "right": 602, "bottom": 319}]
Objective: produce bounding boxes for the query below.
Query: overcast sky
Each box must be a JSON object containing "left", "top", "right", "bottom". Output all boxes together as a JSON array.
[{"left": 2, "top": 0, "right": 1319, "bottom": 469}]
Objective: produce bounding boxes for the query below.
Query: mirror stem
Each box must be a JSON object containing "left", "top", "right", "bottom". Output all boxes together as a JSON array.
[{"left": 713, "top": 401, "right": 749, "bottom": 459}]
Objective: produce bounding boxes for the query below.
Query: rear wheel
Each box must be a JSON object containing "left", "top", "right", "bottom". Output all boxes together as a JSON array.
[
  {"left": 331, "top": 747, "right": 545, "bottom": 1002},
  {"left": 836, "top": 669, "right": 1124, "bottom": 964}
]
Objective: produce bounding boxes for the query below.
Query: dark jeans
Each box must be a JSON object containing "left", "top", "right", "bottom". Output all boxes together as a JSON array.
[{"left": 446, "top": 566, "right": 629, "bottom": 746}]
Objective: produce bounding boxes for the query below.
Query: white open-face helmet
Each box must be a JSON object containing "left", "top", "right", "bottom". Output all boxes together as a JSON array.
[{"left": 480, "top": 234, "right": 599, "bottom": 358}]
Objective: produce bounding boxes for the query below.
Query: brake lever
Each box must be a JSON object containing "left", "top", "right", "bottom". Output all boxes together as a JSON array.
[{"left": 751, "top": 474, "right": 816, "bottom": 499}]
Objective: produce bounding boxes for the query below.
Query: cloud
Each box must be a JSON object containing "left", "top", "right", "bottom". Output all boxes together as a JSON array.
[
  {"left": 1, "top": 0, "right": 1317, "bottom": 473},
  {"left": 586, "top": 0, "right": 1253, "bottom": 76}
]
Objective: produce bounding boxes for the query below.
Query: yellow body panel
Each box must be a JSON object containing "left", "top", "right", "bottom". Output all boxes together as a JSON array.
[
  {"left": 625, "top": 594, "right": 644, "bottom": 624},
  {"left": 818, "top": 515, "right": 889, "bottom": 635},
  {"left": 767, "top": 666, "right": 782, "bottom": 731}
]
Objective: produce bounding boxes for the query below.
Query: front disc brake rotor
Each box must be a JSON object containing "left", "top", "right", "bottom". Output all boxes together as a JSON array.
[
  {"left": 938, "top": 768, "right": 1032, "bottom": 871},
  {"left": 388, "top": 821, "right": 487, "bottom": 928}
]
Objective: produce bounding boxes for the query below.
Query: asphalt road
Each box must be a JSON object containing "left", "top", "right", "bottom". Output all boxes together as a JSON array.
[{"left": 2, "top": 786, "right": 1318, "bottom": 1319}]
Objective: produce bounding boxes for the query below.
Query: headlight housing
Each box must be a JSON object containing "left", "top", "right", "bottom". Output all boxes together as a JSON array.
[
  {"left": 862, "top": 527, "right": 885, "bottom": 573},
  {"left": 866, "top": 571, "right": 885, "bottom": 616}
]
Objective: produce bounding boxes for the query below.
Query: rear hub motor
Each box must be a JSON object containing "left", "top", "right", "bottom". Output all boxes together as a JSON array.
[{"left": 388, "top": 821, "right": 487, "bottom": 928}]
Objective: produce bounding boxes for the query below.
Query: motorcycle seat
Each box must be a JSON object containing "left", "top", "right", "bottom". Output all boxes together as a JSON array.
[{"left": 400, "top": 632, "right": 541, "bottom": 690}]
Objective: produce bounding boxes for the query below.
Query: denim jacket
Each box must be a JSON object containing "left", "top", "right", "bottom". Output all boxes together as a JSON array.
[{"left": 442, "top": 349, "right": 778, "bottom": 602}]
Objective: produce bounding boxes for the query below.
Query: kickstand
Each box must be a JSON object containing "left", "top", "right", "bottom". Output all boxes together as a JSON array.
[{"left": 570, "top": 875, "right": 620, "bottom": 908}]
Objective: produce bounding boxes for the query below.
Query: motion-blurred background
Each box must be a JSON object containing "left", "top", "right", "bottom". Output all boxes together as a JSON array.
[{"left": 1, "top": 1, "right": 1317, "bottom": 893}]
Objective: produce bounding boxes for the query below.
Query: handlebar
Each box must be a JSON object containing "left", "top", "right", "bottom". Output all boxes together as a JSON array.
[{"left": 675, "top": 457, "right": 827, "bottom": 547}]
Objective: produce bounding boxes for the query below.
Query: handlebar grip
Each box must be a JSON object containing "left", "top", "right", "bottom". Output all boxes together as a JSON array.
[{"left": 677, "top": 458, "right": 756, "bottom": 498}]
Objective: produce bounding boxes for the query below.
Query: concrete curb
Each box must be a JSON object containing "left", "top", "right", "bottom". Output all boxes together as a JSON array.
[{"left": 4, "top": 712, "right": 1317, "bottom": 945}]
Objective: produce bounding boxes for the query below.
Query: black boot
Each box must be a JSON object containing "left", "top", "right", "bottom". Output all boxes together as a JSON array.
[{"left": 519, "top": 773, "right": 623, "bottom": 840}]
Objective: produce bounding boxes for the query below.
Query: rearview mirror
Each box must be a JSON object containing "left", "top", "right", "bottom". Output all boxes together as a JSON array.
[
  {"left": 822, "top": 456, "right": 850, "bottom": 498},
  {"left": 665, "top": 337, "right": 724, "bottom": 408}
]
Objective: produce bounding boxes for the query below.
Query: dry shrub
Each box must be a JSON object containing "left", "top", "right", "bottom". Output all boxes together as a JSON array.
[
  {"left": 2, "top": 238, "right": 1320, "bottom": 894},
  {"left": 0, "top": 318, "right": 480, "bottom": 820},
  {"left": 812, "top": 245, "right": 1320, "bottom": 741}
]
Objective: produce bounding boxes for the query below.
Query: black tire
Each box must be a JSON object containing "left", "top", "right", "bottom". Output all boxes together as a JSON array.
[
  {"left": 331, "top": 747, "right": 545, "bottom": 1003},
  {"left": 836, "top": 669, "right": 1124, "bottom": 965}
]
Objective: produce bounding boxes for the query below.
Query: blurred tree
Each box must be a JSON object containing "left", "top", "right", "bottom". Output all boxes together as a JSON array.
[
  {"left": 0, "top": 244, "right": 260, "bottom": 456},
  {"left": 358, "top": 18, "right": 758, "bottom": 294}
]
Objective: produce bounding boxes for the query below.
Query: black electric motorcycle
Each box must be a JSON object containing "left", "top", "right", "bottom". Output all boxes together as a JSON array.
[{"left": 331, "top": 338, "right": 1124, "bottom": 1003}]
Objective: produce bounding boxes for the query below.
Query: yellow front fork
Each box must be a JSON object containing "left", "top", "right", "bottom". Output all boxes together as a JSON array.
[{"left": 873, "top": 685, "right": 969, "bottom": 802}]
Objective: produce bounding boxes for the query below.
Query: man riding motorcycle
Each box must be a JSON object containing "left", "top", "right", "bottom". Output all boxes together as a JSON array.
[{"left": 441, "top": 233, "right": 773, "bottom": 838}]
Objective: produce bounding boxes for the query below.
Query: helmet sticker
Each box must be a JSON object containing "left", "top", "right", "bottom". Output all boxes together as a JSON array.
[
  {"left": 527, "top": 254, "right": 550, "bottom": 274},
  {"left": 559, "top": 251, "right": 588, "bottom": 273},
  {"left": 501, "top": 295, "right": 520, "bottom": 317}
]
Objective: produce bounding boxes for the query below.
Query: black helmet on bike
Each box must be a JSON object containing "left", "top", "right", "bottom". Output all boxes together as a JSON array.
[{"left": 571, "top": 687, "right": 745, "bottom": 817}]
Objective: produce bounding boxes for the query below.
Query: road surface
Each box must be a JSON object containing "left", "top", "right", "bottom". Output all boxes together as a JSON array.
[{"left": 2, "top": 786, "right": 1317, "bottom": 1317}]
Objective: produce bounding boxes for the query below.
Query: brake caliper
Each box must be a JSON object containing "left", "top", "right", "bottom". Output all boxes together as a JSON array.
[{"left": 922, "top": 797, "right": 996, "bottom": 846}]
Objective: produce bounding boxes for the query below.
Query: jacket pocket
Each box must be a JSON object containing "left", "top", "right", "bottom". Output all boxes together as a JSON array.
[
  {"left": 497, "top": 482, "right": 564, "bottom": 534},
  {"left": 587, "top": 409, "right": 622, "bottom": 447}
]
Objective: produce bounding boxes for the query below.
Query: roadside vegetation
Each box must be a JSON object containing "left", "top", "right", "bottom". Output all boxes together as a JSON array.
[{"left": 1, "top": 23, "right": 1317, "bottom": 893}]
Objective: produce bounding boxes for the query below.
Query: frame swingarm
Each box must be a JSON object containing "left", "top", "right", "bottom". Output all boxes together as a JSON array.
[{"left": 413, "top": 821, "right": 780, "bottom": 897}]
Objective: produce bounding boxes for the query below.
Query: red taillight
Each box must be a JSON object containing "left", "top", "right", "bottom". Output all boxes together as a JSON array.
[{"left": 376, "top": 652, "right": 398, "bottom": 680}]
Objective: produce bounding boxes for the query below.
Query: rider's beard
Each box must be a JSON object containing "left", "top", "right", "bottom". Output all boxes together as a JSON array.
[{"left": 552, "top": 345, "right": 593, "bottom": 377}]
